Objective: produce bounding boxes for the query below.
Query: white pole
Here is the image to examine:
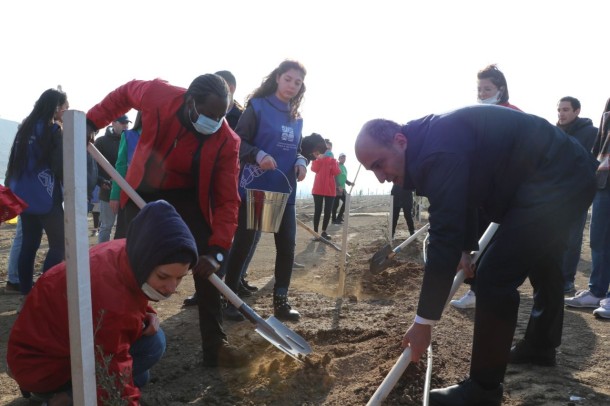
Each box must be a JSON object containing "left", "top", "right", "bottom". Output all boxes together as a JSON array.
[
  {"left": 336, "top": 192, "right": 351, "bottom": 298},
  {"left": 63, "top": 110, "right": 97, "bottom": 405}
]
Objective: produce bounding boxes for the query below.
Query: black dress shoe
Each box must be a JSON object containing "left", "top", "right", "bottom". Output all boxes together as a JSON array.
[
  {"left": 223, "top": 304, "right": 246, "bottom": 322},
  {"left": 509, "top": 338, "right": 556, "bottom": 366},
  {"left": 241, "top": 278, "right": 258, "bottom": 292},
  {"left": 237, "top": 284, "right": 253, "bottom": 298},
  {"left": 202, "top": 341, "right": 250, "bottom": 368},
  {"left": 182, "top": 293, "right": 198, "bottom": 307},
  {"left": 429, "top": 378, "right": 502, "bottom": 406}
]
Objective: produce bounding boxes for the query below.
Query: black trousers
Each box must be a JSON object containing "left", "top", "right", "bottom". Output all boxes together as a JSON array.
[
  {"left": 391, "top": 189, "right": 415, "bottom": 235},
  {"left": 332, "top": 189, "right": 346, "bottom": 221},
  {"left": 124, "top": 189, "right": 226, "bottom": 351},
  {"left": 469, "top": 186, "right": 595, "bottom": 386},
  {"left": 313, "top": 194, "right": 335, "bottom": 232}
]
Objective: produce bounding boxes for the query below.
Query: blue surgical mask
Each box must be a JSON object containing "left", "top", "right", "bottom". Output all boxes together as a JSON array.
[
  {"left": 141, "top": 282, "right": 170, "bottom": 301},
  {"left": 191, "top": 102, "right": 223, "bottom": 135}
]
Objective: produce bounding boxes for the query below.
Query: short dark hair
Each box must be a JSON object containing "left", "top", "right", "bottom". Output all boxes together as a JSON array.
[
  {"left": 559, "top": 96, "right": 581, "bottom": 111},
  {"left": 359, "top": 119, "right": 402, "bottom": 148},
  {"left": 477, "top": 64, "right": 510, "bottom": 104},
  {"left": 214, "top": 70, "right": 236, "bottom": 88},
  {"left": 186, "top": 74, "right": 229, "bottom": 105}
]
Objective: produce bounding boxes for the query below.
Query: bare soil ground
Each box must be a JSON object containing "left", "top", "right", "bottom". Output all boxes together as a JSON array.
[{"left": 1, "top": 195, "right": 609, "bottom": 405}]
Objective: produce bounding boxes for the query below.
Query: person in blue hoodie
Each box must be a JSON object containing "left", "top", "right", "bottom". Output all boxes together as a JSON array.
[
  {"left": 355, "top": 105, "right": 598, "bottom": 406},
  {"left": 223, "top": 60, "right": 308, "bottom": 322}
]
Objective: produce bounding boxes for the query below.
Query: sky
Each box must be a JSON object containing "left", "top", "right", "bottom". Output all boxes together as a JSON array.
[{"left": 1, "top": 0, "right": 608, "bottom": 195}]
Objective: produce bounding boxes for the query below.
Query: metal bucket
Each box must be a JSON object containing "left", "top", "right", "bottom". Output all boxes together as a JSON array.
[
  {"left": 246, "top": 189, "right": 290, "bottom": 233},
  {"left": 245, "top": 168, "right": 292, "bottom": 233}
]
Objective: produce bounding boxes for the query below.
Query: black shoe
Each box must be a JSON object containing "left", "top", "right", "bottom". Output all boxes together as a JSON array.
[
  {"left": 5, "top": 281, "right": 20, "bottom": 294},
  {"left": 321, "top": 231, "right": 332, "bottom": 240},
  {"left": 273, "top": 294, "right": 301, "bottom": 321},
  {"left": 429, "top": 378, "right": 502, "bottom": 406},
  {"left": 223, "top": 304, "right": 245, "bottom": 322},
  {"left": 241, "top": 278, "right": 258, "bottom": 292},
  {"left": 509, "top": 339, "right": 556, "bottom": 366},
  {"left": 183, "top": 293, "right": 198, "bottom": 307},
  {"left": 237, "top": 284, "right": 253, "bottom": 298},
  {"left": 202, "top": 341, "right": 250, "bottom": 368}
]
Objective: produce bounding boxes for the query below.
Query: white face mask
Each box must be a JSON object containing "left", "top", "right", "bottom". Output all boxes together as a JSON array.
[
  {"left": 141, "top": 282, "right": 170, "bottom": 301},
  {"left": 478, "top": 91, "right": 502, "bottom": 105}
]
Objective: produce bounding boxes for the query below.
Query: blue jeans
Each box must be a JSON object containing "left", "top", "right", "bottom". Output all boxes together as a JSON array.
[
  {"left": 18, "top": 195, "right": 65, "bottom": 295},
  {"left": 589, "top": 187, "right": 610, "bottom": 298},
  {"left": 561, "top": 208, "right": 589, "bottom": 285},
  {"left": 7, "top": 218, "right": 23, "bottom": 284},
  {"left": 129, "top": 328, "right": 166, "bottom": 388},
  {"left": 225, "top": 202, "right": 296, "bottom": 295},
  {"left": 97, "top": 200, "right": 116, "bottom": 243}
]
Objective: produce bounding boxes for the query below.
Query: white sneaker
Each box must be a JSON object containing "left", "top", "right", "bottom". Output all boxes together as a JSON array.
[
  {"left": 565, "top": 290, "right": 603, "bottom": 308},
  {"left": 593, "top": 298, "right": 610, "bottom": 319},
  {"left": 450, "top": 290, "right": 476, "bottom": 309}
]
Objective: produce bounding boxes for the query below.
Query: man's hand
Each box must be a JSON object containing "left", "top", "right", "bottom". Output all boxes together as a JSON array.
[
  {"left": 459, "top": 251, "right": 475, "bottom": 278},
  {"left": 295, "top": 165, "right": 307, "bottom": 182},
  {"left": 193, "top": 255, "right": 220, "bottom": 279},
  {"left": 259, "top": 155, "right": 277, "bottom": 171},
  {"left": 401, "top": 322, "right": 432, "bottom": 362},
  {"left": 142, "top": 312, "right": 160, "bottom": 336},
  {"left": 109, "top": 200, "right": 120, "bottom": 214}
]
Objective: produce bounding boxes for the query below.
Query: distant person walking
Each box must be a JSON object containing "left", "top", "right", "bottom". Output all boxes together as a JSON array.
[
  {"left": 311, "top": 142, "right": 341, "bottom": 240},
  {"left": 95, "top": 115, "right": 130, "bottom": 243},
  {"left": 391, "top": 184, "right": 415, "bottom": 239},
  {"left": 332, "top": 153, "right": 354, "bottom": 225}
]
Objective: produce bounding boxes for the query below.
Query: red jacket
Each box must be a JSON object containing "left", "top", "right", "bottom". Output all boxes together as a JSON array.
[
  {"left": 87, "top": 79, "right": 241, "bottom": 250},
  {"left": 7, "top": 240, "right": 152, "bottom": 404},
  {"left": 311, "top": 155, "right": 341, "bottom": 196}
]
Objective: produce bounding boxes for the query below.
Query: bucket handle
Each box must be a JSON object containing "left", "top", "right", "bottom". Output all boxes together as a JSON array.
[{"left": 240, "top": 164, "right": 293, "bottom": 194}]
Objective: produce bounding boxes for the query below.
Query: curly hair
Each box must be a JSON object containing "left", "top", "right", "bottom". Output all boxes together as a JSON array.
[{"left": 246, "top": 60, "right": 306, "bottom": 120}]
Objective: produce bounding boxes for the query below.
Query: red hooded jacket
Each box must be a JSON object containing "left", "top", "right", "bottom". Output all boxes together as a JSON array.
[
  {"left": 87, "top": 79, "right": 241, "bottom": 250},
  {"left": 311, "top": 155, "right": 341, "bottom": 196},
  {"left": 7, "top": 240, "right": 152, "bottom": 404}
]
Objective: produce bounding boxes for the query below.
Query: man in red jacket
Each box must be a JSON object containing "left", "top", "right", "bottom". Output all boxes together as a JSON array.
[
  {"left": 7, "top": 200, "right": 198, "bottom": 405},
  {"left": 86, "top": 74, "right": 245, "bottom": 367}
]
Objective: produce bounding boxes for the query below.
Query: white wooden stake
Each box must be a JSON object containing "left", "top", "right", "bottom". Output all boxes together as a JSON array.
[{"left": 63, "top": 110, "right": 97, "bottom": 405}]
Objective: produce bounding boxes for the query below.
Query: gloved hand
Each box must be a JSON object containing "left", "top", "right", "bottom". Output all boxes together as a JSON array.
[
  {"left": 86, "top": 119, "right": 98, "bottom": 143},
  {"left": 193, "top": 255, "right": 220, "bottom": 279}
]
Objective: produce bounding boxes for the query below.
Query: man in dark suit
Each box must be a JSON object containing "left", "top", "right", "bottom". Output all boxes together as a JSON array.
[{"left": 355, "top": 105, "right": 598, "bottom": 406}]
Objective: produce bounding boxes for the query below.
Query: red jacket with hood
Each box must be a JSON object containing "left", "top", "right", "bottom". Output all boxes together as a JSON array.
[
  {"left": 311, "top": 155, "right": 341, "bottom": 196},
  {"left": 87, "top": 79, "right": 241, "bottom": 251},
  {"left": 8, "top": 241, "right": 151, "bottom": 404}
]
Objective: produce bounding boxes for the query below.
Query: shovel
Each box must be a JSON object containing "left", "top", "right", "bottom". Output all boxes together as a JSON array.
[
  {"left": 296, "top": 218, "right": 349, "bottom": 256},
  {"left": 87, "top": 143, "right": 312, "bottom": 361},
  {"left": 369, "top": 223, "right": 430, "bottom": 274},
  {"left": 366, "top": 222, "right": 499, "bottom": 406}
]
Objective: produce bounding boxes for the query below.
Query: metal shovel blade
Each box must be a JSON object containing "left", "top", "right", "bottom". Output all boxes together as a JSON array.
[
  {"left": 255, "top": 316, "right": 313, "bottom": 361},
  {"left": 369, "top": 244, "right": 394, "bottom": 274},
  {"left": 369, "top": 224, "right": 430, "bottom": 274}
]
